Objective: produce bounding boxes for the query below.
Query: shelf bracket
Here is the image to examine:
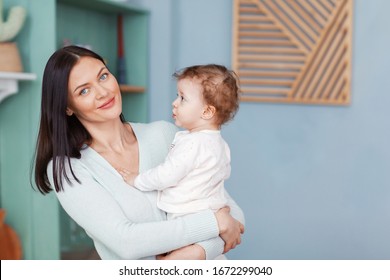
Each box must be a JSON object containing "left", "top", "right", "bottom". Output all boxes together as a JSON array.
[{"left": 0, "top": 72, "right": 36, "bottom": 103}]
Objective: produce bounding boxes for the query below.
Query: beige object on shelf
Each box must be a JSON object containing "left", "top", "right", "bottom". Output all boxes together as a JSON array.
[
  {"left": 0, "top": 42, "right": 23, "bottom": 72},
  {"left": 119, "top": 84, "right": 145, "bottom": 93}
]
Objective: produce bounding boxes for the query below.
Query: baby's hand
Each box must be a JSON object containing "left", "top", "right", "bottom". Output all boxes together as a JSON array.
[{"left": 117, "top": 168, "right": 138, "bottom": 186}]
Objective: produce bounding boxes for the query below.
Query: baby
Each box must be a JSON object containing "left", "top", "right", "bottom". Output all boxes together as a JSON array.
[{"left": 119, "top": 64, "right": 240, "bottom": 220}]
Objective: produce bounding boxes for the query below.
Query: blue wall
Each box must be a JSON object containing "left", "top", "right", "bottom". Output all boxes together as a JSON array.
[{"left": 128, "top": 0, "right": 390, "bottom": 259}]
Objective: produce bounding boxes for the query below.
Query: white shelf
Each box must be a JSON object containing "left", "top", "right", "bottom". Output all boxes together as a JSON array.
[{"left": 0, "top": 72, "right": 37, "bottom": 103}]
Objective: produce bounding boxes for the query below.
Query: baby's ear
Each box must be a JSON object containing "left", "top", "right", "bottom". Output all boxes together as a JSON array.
[{"left": 202, "top": 105, "right": 216, "bottom": 120}]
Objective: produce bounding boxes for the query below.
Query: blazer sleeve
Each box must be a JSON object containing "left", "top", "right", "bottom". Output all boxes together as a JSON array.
[{"left": 196, "top": 189, "right": 245, "bottom": 259}]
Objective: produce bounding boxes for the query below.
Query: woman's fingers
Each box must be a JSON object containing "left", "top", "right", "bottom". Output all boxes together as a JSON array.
[
  {"left": 239, "top": 223, "right": 245, "bottom": 234},
  {"left": 222, "top": 221, "right": 243, "bottom": 253},
  {"left": 215, "top": 206, "right": 244, "bottom": 254}
]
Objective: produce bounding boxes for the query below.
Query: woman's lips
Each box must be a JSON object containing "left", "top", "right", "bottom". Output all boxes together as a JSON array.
[{"left": 98, "top": 97, "right": 115, "bottom": 109}]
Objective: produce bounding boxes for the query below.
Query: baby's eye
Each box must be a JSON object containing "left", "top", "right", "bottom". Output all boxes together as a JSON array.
[{"left": 100, "top": 73, "right": 108, "bottom": 81}]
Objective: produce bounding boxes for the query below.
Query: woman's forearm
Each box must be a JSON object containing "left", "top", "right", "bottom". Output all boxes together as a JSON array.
[{"left": 50, "top": 160, "right": 220, "bottom": 259}]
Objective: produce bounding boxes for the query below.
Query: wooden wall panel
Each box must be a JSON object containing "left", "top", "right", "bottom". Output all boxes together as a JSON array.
[{"left": 232, "top": 0, "right": 353, "bottom": 105}]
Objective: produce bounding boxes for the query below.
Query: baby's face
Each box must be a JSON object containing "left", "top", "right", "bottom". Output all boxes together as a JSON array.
[{"left": 172, "top": 78, "right": 207, "bottom": 131}]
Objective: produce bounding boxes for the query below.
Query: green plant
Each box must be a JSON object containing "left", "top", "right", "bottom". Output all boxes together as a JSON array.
[{"left": 0, "top": 0, "right": 26, "bottom": 42}]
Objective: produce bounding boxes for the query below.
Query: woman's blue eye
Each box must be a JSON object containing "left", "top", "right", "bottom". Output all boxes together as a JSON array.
[
  {"left": 100, "top": 73, "right": 108, "bottom": 81},
  {"left": 80, "top": 88, "right": 89, "bottom": 95}
]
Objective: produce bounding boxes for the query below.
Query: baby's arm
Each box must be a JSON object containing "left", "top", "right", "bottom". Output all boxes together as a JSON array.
[{"left": 133, "top": 138, "right": 198, "bottom": 191}]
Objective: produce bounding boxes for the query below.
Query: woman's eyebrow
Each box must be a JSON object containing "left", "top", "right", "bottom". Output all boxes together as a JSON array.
[
  {"left": 97, "top": 67, "right": 107, "bottom": 77},
  {"left": 73, "top": 83, "right": 88, "bottom": 94},
  {"left": 73, "top": 67, "right": 107, "bottom": 93}
]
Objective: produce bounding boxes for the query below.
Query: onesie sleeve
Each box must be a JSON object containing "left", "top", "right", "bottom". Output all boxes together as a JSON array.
[
  {"left": 134, "top": 134, "right": 200, "bottom": 191},
  {"left": 50, "top": 159, "right": 220, "bottom": 260}
]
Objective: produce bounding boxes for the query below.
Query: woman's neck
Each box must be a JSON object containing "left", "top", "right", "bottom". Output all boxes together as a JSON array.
[{"left": 85, "top": 119, "right": 135, "bottom": 154}]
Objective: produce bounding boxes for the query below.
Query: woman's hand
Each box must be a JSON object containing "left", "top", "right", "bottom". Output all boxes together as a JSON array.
[
  {"left": 156, "top": 244, "right": 206, "bottom": 260},
  {"left": 215, "top": 206, "right": 245, "bottom": 253}
]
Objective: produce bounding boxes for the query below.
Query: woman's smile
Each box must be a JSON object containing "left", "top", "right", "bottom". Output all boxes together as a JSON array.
[{"left": 98, "top": 97, "right": 115, "bottom": 109}]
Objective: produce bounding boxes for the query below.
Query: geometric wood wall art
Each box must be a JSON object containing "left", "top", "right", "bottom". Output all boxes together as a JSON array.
[{"left": 232, "top": 0, "right": 353, "bottom": 105}]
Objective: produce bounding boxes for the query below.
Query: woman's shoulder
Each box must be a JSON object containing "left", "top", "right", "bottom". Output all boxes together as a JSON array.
[
  {"left": 130, "top": 121, "right": 179, "bottom": 169},
  {"left": 131, "top": 120, "right": 176, "bottom": 130},
  {"left": 130, "top": 120, "right": 178, "bottom": 140}
]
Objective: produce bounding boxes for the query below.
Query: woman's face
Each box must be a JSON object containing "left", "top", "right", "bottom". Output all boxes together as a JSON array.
[{"left": 66, "top": 56, "right": 122, "bottom": 125}]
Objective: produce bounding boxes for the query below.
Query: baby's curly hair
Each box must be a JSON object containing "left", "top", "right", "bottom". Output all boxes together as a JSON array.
[{"left": 173, "top": 64, "right": 240, "bottom": 127}]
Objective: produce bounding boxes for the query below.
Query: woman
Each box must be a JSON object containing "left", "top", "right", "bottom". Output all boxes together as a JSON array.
[{"left": 34, "top": 46, "right": 244, "bottom": 260}]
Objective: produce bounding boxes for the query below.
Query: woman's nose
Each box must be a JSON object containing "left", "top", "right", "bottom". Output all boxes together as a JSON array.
[{"left": 95, "top": 84, "right": 109, "bottom": 98}]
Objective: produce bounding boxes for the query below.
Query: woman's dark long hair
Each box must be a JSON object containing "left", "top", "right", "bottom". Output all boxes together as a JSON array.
[{"left": 33, "top": 46, "right": 125, "bottom": 194}]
